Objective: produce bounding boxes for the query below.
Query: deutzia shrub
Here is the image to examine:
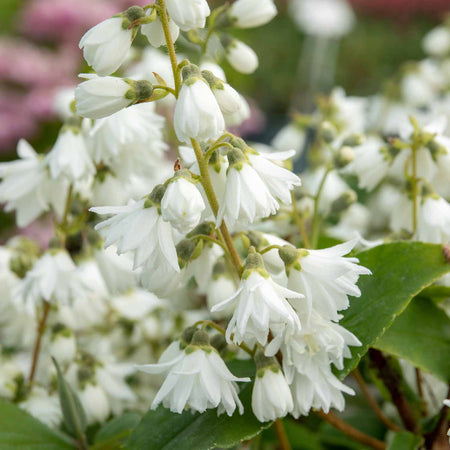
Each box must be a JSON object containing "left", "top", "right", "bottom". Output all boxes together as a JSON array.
[{"left": 0, "top": 2, "right": 449, "bottom": 449}]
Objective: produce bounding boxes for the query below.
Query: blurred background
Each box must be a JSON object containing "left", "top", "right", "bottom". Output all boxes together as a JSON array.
[{"left": 1, "top": 0, "right": 450, "bottom": 234}]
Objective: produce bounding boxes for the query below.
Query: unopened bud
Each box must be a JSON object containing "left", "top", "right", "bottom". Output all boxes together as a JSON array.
[
  {"left": 342, "top": 134, "right": 363, "bottom": 147},
  {"left": 320, "top": 121, "right": 337, "bottom": 143},
  {"left": 331, "top": 190, "right": 357, "bottom": 215},
  {"left": 334, "top": 146, "right": 355, "bottom": 168}
]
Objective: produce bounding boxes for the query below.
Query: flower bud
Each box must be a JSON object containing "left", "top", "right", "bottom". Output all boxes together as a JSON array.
[
  {"left": 201, "top": 70, "right": 242, "bottom": 115},
  {"left": 330, "top": 190, "right": 357, "bottom": 215},
  {"left": 342, "top": 134, "right": 364, "bottom": 147},
  {"left": 334, "top": 146, "right": 355, "bottom": 168},
  {"left": 223, "top": 38, "right": 259, "bottom": 74},
  {"left": 79, "top": 383, "right": 110, "bottom": 425},
  {"left": 228, "top": 0, "right": 277, "bottom": 29},
  {"left": 141, "top": 14, "right": 180, "bottom": 48},
  {"left": 165, "top": 0, "right": 210, "bottom": 31},
  {"left": 320, "top": 121, "right": 337, "bottom": 143}
]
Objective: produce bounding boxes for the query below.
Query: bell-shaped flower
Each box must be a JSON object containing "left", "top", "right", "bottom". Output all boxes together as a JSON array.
[
  {"left": 75, "top": 75, "right": 153, "bottom": 119},
  {"left": 416, "top": 193, "right": 450, "bottom": 244},
  {"left": 212, "top": 248, "right": 303, "bottom": 348},
  {"left": 279, "top": 239, "right": 371, "bottom": 321},
  {"left": 141, "top": 14, "right": 180, "bottom": 47},
  {"left": 79, "top": 7, "right": 145, "bottom": 75},
  {"left": 161, "top": 171, "right": 206, "bottom": 234},
  {"left": 224, "top": 39, "right": 259, "bottom": 74},
  {"left": 251, "top": 350, "right": 293, "bottom": 422},
  {"left": 228, "top": 0, "right": 277, "bottom": 29},
  {"left": 174, "top": 65, "right": 225, "bottom": 143},
  {"left": 136, "top": 331, "right": 250, "bottom": 415},
  {"left": 90, "top": 185, "right": 179, "bottom": 273},
  {"left": 201, "top": 70, "right": 242, "bottom": 115},
  {"left": 165, "top": 0, "right": 210, "bottom": 31}
]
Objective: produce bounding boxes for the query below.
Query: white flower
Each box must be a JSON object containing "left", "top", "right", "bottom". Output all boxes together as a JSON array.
[
  {"left": 141, "top": 15, "right": 180, "bottom": 47},
  {"left": 272, "top": 123, "right": 306, "bottom": 155},
  {"left": 347, "top": 137, "right": 391, "bottom": 191},
  {"left": 200, "top": 60, "right": 227, "bottom": 81},
  {"left": 91, "top": 190, "right": 179, "bottom": 273},
  {"left": 76, "top": 75, "right": 151, "bottom": 119},
  {"left": 47, "top": 128, "right": 95, "bottom": 182},
  {"left": 0, "top": 358, "right": 22, "bottom": 400},
  {"left": 79, "top": 383, "right": 110, "bottom": 425},
  {"left": 247, "top": 150, "right": 301, "bottom": 204},
  {"left": 49, "top": 328, "right": 77, "bottom": 366},
  {"left": 140, "top": 255, "right": 182, "bottom": 297},
  {"left": 225, "top": 40, "right": 259, "bottom": 74},
  {"left": 207, "top": 272, "right": 237, "bottom": 317},
  {"left": 20, "top": 387, "right": 62, "bottom": 428},
  {"left": 212, "top": 250, "right": 303, "bottom": 348},
  {"left": 288, "top": 351, "right": 354, "bottom": 417},
  {"left": 136, "top": 333, "right": 250, "bottom": 415},
  {"left": 161, "top": 173, "right": 206, "bottom": 234},
  {"left": 423, "top": 25, "right": 450, "bottom": 57},
  {"left": 204, "top": 74, "right": 242, "bottom": 115},
  {"left": 223, "top": 94, "right": 251, "bottom": 127},
  {"left": 165, "top": 0, "right": 210, "bottom": 31},
  {"left": 53, "top": 87, "right": 75, "bottom": 120},
  {"left": 252, "top": 352, "right": 293, "bottom": 422},
  {"left": 111, "top": 289, "right": 161, "bottom": 320},
  {"left": 15, "top": 250, "right": 90, "bottom": 314},
  {"left": 79, "top": 8, "right": 144, "bottom": 76},
  {"left": 217, "top": 148, "right": 280, "bottom": 228},
  {"left": 280, "top": 239, "right": 371, "bottom": 321},
  {"left": 416, "top": 196, "right": 450, "bottom": 244},
  {"left": 290, "top": 0, "right": 355, "bottom": 38},
  {"left": 0, "top": 140, "right": 67, "bottom": 227},
  {"left": 174, "top": 66, "right": 225, "bottom": 143},
  {"left": 401, "top": 72, "right": 434, "bottom": 107},
  {"left": 228, "top": 0, "right": 277, "bottom": 28}
]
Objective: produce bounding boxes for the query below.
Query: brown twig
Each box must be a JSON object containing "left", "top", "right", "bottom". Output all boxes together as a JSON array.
[
  {"left": 368, "top": 349, "right": 419, "bottom": 434},
  {"left": 415, "top": 368, "right": 427, "bottom": 417},
  {"left": 28, "top": 301, "right": 51, "bottom": 386},
  {"left": 273, "top": 419, "right": 291, "bottom": 450},
  {"left": 424, "top": 387, "right": 450, "bottom": 450},
  {"left": 352, "top": 369, "right": 401, "bottom": 431},
  {"left": 317, "top": 410, "right": 386, "bottom": 450}
]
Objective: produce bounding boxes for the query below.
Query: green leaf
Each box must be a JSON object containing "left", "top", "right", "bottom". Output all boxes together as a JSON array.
[
  {"left": 0, "top": 398, "right": 75, "bottom": 449},
  {"left": 126, "top": 361, "right": 270, "bottom": 450},
  {"left": 418, "top": 285, "right": 450, "bottom": 302},
  {"left": 340, "top": 242, "right": 450, "bottom": 377},
  {"left": 374, "top": 297, "right": 450, "bottom": 382},
  {"left": 53, "top": 358, "right": 87, "bottom": 440},
  {"left": 387, "top": 431, "right": 423, "bottom": 449},
  {"left": 94, "top": 412, "right": 141, "bottom": 447}
]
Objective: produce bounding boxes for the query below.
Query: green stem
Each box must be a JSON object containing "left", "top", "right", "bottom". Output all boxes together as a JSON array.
[
  {"left": 204, "top": 142, "right": 234, "bottom": 162},
  {"left": 259, "top": 245, "right": 282, "bottom": 255},
  {"left": 157, "top": 0, "right": 181, "bottom": 96},
  {"left": 411, "top": 141, "right": 418, "bottom": 236},
  {"left": 311, "top": 166, "right": 332, "bottom": 248},
  {"left": 193, "top": 234, "right": 229, "bottom": 254},
  {"left": 290, "top": 191, "right": 311, "bottom": 248}
]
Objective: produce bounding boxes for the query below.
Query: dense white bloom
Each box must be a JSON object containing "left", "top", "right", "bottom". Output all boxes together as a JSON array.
[
  {"left": 248, "top": 151, "right": 301, "bottom": 204},
  {"left": 225, "top": 40, "right": 259, "bottom": 74},
  {"left": 423, "top": 25, "right": 450, "bottom": 57},
  {"left": 79, "top": 17, "right": 134, "bottom": 76},
  {"left": 290, "top": 0, "right": 355, "bottom": 37},
  {"left": 213, "top": 251, "right": 303, "bottom": 347},
  {"left": 91, "top": 193, "right": 179, "bottom": 273},
  {"left": 137, "top": 335, "right": 250, "bottom": 415},
  {"left": 15, "top": 250, "right": 90, "bottom": 314},
  {"left": 347, "top": 137, "right": 391, "bottom": 191},
  {"left": 79, "top": 383, "right": 110, "bottom": 425},
  {"left": 47, "top": 128, "right": 95, "bottom": 182},
  {"left": 280, "top": 239, "right": 371, "bottom": 321},
  {"left": 20, "top": 387, "right": 62, "bottom": 428},
  {"left": 174, "top": 68, "right": 225, "bottom": 143},
  {"left": 0, "top": 140, "right": 67, "bottom": 227},
  {"left": 252, "top": 354, "right": 293, "bottom": 422},
  {"left": 141, "top": 15, "right": 180, "bottom": 47},
  {"left": 416, "top": 196, "right": 450, "bottom": 244},
  {"left": 75, "top": 75, "right": 136, "bottom": 119},
  {"left": 161, "top": 174, "right": 205, "bottom": 234},
  {"left": 165, "top": 0, "right": 210, "bottom": 31},
  {"left": 217, "top": 149, "right": 280, "bottom": 227},
  {"left": 228, "top": 0, "right": 277, "bottom": 28}
]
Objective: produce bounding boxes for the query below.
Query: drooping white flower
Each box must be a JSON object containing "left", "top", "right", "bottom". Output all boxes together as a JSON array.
[
  {"left": 423, "top": 25, "right": 450, "bottom": 57},
  {"left": 201, "top": 70, "right": 242, "bottom": 115},
  {"left": 228, "top": 0, "right": 277, "bottom": 28},
  {"left": 174, "top": 65, "right": 225, "bottom": 143},
  {"left": 224, "top": 39, "right": 259, "bottom": 74},
  {"left": 247, "top": 150, "right": 301, "bottom": 204},
  {"left": 272, "top": 123, "right": 306, "bottom": 156},
  {"left": 0, "top": 140, "right": 67, "bottom": 227},
  {"left": 79, "top": 383, "right": 110, "bottom": 425},
  {"left": 223, "top": 94, "right": 251, "bottom": 127},
  {"left": 111, "top": 289, "right": 162, "bottom": 320},
  {"left": 279, "top": 239, "right": 371, "bottom": 321},
  {"left": 206, "top": 264, "right": 237, "bottom": 317},
  {"left": 416, "top": 195, "right": 450, "bottom": 244},
  {"left": 217, "top": 147, "right": 280, "bottom": 228},
  {"left": 49, "top": 326, "right": 77, "bottom": 366},
  {"left": 141, "top": 14, "right": 180, "bottom": 47},
  {"left": 199, "top": 60, "right": 227, "bottom": 81},
  {"left": 15, "top": 249, "right": 90, "bottom": 314},
  {"left": 90, "top": 186, "right": 179, "bottom": 273},
  {"left": 165, "top": 0, "right": 210, "bottom": 31},
  {"left": 161, "top": 171, "right": 206, "bottom": 234},
  {"left": 136, "top": 332, "right": 250, "bottom": 415},
  {"left": 75, "top": 75, "right": 153, "bottom": 119},
  {"left": 346, "top": 137, "right": 392, "bottom": 191},
  {"left": 79, "top": 7, "right": 145, "bottom": 75},
  {"left": 252, "top": 351, "right": 293, "bottom": 422},
  {"left": 47, "top": 127, "right": 95, "bottom": 182},
  {"left": 20, "top": 387, "right": 62, "bottom": 428},
  {"left": 212, "top": 249, "right": 303, "bottom": 348}
]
